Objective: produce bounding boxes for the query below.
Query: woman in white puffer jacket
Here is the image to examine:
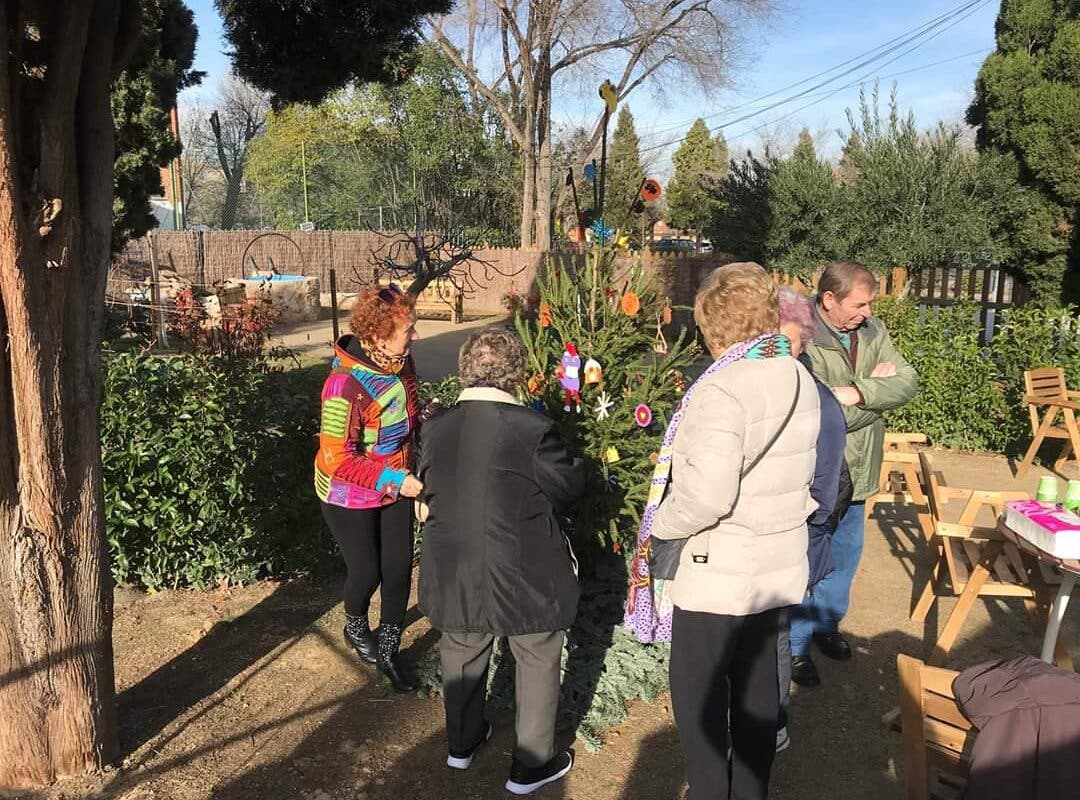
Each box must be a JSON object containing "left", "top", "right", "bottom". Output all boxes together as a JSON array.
[{"left": 651, "top": 262, "right": 820, "bottom": 800}]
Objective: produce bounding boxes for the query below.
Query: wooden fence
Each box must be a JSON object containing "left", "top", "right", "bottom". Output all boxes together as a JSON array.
[
  {"left": 111, "top": 232, "right": 1031, "bottom": 341},
  {"left": 770, "top": 263, "right": 1030, "bottom": 343}
]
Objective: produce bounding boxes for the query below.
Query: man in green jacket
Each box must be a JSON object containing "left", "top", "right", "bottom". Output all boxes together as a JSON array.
[{"left": 789, "top": 261, "right": 918, "bottom": 687}]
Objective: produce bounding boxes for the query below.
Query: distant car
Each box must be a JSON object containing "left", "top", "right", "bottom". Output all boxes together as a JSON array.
[
  {"left": 699, "top": 239, "right": 714, "bottom": 254},
  {"left": 650, "top": 238, "right": 696, "bottom": 254}
]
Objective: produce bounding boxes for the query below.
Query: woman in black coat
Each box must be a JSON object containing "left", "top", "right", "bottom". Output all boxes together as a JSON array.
[{"left": 417, "top": 326, "right": 584, "bottom": 796}]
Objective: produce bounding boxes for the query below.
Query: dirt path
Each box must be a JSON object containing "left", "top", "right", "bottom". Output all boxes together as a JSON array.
[
  {"left": 270, "top": 314, "right": 502, "bottom": 380},
  {"left": 9, "top": 449, "right": 1079, "bottom": 800}
]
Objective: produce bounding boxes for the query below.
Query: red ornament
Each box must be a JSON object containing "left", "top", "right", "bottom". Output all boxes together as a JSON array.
[{"left": 634, "top": 403, "right": 653, "bottom": 427}]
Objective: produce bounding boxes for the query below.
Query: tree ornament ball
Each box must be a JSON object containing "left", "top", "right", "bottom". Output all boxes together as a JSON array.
[{"left": 634, "top": 403, "right": 653, "bottom": 428}]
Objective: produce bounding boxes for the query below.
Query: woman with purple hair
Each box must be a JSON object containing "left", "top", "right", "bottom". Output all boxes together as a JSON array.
[{"left": 774, "top": 286, "right": 851, "bottom": 750}]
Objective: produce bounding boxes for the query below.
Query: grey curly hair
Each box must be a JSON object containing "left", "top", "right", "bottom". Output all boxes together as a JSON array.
[{"left": 458, "top": 326, "right": 527, "bottom": 394}]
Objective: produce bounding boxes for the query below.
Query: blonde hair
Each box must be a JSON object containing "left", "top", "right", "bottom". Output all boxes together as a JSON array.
[{"left": 694, "top": 262, "right": 778, "bottom": 356}]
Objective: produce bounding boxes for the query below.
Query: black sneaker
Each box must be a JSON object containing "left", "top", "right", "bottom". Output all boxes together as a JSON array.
[
  {"left": 505, "top": 750, "right": 574, "bottom": 795},
  {"left": 446, "top": 723, "right": 493, "bottom": 770},
  {"left": 791, "top": 655, "right": 821, "bottom": 687}
]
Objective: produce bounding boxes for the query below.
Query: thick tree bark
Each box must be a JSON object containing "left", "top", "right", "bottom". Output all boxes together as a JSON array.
[
  {"left": 0, "top": 1, "right": 121, "bottom": 787},
  {"left": 534, "top": 47, "right": 553, "bottom": 253},
  {"left": 221, "top": 173, "right": 243, "bottom": 230},
  {"left": 519, "top": 102, "right": 537, "bottom": 250}
]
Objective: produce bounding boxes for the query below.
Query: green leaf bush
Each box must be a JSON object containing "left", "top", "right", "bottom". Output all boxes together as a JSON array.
[
  {"left": 102, "top": 352, "right": 328, "bottom": 589},
  {"left": 874, "top": 297, "right": 1080, "bottom": 453}
]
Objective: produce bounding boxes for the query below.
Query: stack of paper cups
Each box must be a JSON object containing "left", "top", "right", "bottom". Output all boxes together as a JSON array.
[
  {"left": 1065, "top": 480, "right": 1080, "bottom": 512},
  {"left": 1037, "top": 475, "right": 1059, "bottom": 503}
]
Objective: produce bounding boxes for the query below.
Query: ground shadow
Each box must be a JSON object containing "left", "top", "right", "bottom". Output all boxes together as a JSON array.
[
  {"left": 557, "top": 553, "right": 628, "bottom": 743},
  {"left": 616, "top": 727, "right": 685, "bottom": 800},
  {"left": 117, "top": 579, "right": 340, "bottom": 756}
]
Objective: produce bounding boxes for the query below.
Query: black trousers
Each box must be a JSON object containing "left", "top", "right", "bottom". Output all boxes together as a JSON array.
[
  {"left": 321, "top": 500, "right": 413, "bottom": 627},
  {"left": 669, "top": 606, "right": 781, "bottom": 800}
]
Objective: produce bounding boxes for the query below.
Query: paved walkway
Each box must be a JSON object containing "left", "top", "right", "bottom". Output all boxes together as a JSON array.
[{"left": 270, "top": 313, "right": 504, "bottom": 379}]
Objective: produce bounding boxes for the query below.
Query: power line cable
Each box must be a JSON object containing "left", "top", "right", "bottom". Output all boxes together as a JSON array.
[
  {"left": 720, "top": 4, "right": 990, "bottom": 146},
  {"left": 631, "top": 0, "right": 993, "bottom": 159}
]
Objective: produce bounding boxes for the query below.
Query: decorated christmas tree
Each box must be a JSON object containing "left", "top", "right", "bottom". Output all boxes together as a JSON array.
[{"left": 514, "top": 235, "right": 700, "bottom": 560}]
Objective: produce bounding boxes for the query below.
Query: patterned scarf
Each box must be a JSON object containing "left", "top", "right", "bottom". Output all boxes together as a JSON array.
[
  {"left": 360, "top": 339, "right": 407, "bottom": 374},
  {"left": 625, "top": 332, "right": 792, "bottom": 644}
]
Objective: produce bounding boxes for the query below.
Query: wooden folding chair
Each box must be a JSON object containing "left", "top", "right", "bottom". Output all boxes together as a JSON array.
[
  {"left": 866, "top": 432, "right": 933, "bottom": 540},
  {"left": 1016, "top": 367, "right": 1080, "bottom": 476},
  {"left": 909, "top": 453, "right": 1067, "bottom": 665},
  {"left": 897, "top": 654, "right": 973, "bottom": 800}
]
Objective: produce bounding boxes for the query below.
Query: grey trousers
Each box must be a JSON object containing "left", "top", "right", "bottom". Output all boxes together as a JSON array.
[{"left": 439, "top": 630, "right": 564, "bottom": 768}]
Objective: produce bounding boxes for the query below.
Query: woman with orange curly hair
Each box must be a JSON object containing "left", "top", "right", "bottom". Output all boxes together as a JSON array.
[{"left": 315, "top": 284, "right": 424, "bottom": 692}]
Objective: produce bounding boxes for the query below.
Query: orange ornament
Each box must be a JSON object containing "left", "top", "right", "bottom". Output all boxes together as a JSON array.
[
  {"left": 527, "top": 372, "right": 546, "bottom": 395},
  {"left": 620, "top": 291, "right": 641, "bottom": 317},
  {"left": 641, "top": 178, "right": 662, "bottom": 202},
  {"left": 539, "top": 301, "right": 553, "bottom": 327},
  {"left": 661, "top": 305, "right": 672, "bottom": 325}
]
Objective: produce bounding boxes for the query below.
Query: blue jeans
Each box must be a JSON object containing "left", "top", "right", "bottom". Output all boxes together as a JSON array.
[{"left": 789, "top": 503, "right": 865, "bottom": 657}]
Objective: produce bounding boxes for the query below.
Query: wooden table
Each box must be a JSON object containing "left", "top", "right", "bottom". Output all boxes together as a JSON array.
[{"left": 998, "top": 519, "right": 1080, "bottom": 666}]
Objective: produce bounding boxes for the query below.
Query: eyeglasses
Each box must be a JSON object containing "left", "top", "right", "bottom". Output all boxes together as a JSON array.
[{"left": 377, "top": 284, "right": 402, "bottom": 303}]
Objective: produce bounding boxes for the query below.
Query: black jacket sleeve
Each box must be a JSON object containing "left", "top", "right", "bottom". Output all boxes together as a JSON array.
[{"left": 532, "top": 423, "right": 586, "bottom": 512}]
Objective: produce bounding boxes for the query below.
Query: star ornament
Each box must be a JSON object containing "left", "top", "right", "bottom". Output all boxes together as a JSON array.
[
  {"left": 590, "top": 218, "right": 613, "bottom": 246},
  {"left": 595, "top": 390, "right": 614, "bottom": 421}
]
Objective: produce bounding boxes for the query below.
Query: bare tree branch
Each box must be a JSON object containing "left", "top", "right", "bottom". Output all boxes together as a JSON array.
[
  {"left": 429, "top": 23, "right": 526, "bottom": 147},
  {"left": 363, "top": 226, "right": 524, "bottom": 301},
  {"left": 427, "top": 0, "right": 774, "bottom": 250}
]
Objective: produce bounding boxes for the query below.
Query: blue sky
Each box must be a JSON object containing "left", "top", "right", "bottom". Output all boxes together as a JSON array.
[{"left": 181, "top": 0, "right": 1000, "bottom": 174}]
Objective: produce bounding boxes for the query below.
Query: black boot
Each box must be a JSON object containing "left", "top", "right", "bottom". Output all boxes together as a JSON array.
[
  {"left": 344, "top": 614, "right": 377, "bottom": 665},
  {"left": 791, "top": 655, "right": 821, "bottom": 687},
  {"left": 377, "top": 623, "right": 418, "bottom": 693}
]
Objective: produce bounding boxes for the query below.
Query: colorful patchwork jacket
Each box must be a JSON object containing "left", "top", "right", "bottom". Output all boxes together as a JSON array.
[{"left": 314, "top": 335, "right": 420, "bottom": 509}]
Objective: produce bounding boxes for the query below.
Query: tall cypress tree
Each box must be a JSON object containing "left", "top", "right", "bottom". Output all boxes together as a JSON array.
[
  {"left": 765, "top": 128, "right": 848, "bottom": 272},
  {"left": 605, "top": 106, "right": 645, "bottom": 238},
  {"left": 967, "top": 0, "right": 1080, "bottom": 303},
  {"left": 666, "top": 119, "right": 727, "bottom": 240}
]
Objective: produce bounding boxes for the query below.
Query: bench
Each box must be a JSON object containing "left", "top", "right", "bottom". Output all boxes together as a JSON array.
[
  {"left": 375, "top": 276, "right": 463, "bottom": 324},
  {"left": 897, "top": 654, "right": 973, "bottom": 800}
]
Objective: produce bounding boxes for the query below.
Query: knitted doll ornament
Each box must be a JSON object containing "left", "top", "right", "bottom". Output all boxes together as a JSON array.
[{"left": 555, "top": 342, "right": 583, "bottom": 412}]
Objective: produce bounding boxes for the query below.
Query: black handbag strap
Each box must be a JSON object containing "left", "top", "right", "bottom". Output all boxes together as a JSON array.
[
  {"left": 740, "top": 367, "right": 802, "bottom": 478},
  {"left": 690, "top": 366, "right": 803, "bottom": 564}
]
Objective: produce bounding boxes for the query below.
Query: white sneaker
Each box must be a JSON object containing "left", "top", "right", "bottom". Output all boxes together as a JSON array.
[
  {"left": 446, "top": 723, "right": 492, "bottom": 770},
  {"left": 775, "top": 726, "right": 791, "bottom": 753}
]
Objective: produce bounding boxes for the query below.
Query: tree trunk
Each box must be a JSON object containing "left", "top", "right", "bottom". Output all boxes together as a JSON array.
[
  {"left": 518, "top": 96, "right": 535, "bottom": 251},
  {"left": 519, "top": 142, "right": 536, "bottom": 249},
  {"left": 0, "top": 2, "right": 120, "bottom": 787},
  {"left": 534, "top": 51, "right": 553, "bottom": 253},
  {"left": 221, "top": 171, "right": 242, "bottom": 230}
]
